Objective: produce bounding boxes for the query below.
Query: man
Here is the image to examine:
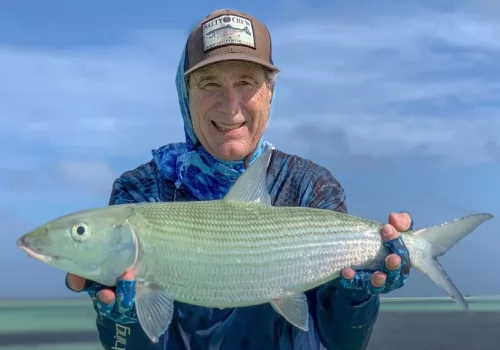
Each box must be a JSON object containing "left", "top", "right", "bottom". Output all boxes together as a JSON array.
[{"left": 66, "top": 9, "right": 413, "bottom": 350}]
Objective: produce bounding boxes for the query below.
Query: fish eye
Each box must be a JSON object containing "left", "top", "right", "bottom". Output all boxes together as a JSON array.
[{"left": 71, "top": 223, "right": 91, "bottom": 242}]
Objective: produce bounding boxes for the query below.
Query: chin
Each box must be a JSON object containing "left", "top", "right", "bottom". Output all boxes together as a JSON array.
[{"left": 214, "top": 144, "right": 251, "bottom": 162}]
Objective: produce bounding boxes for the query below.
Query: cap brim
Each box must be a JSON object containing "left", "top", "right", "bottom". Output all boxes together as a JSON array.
[{"left": 184, "top": 53, "right": 279, "bottom": 76}]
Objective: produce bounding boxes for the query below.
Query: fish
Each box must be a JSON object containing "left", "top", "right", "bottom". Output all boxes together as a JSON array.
[
  {"left": 205, "top": 24, "right": 252, "bottom": 39},
  {"left": 16, "top": 149, "right": 494, "bottom": 343}
]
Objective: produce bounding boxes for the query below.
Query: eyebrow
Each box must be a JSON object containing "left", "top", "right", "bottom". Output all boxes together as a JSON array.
[
  {"left": 195, "top": 73, "right": 217, "bottom": 83},
  {"left": 193, "top": 69, "right": 261, "bottom": 85},
  {"left": 239, "top": 74, "right": 258, "bottom": 81}
]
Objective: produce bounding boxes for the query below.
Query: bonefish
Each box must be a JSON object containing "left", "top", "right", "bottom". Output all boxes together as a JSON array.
[{"left": 16, "top": 149, "right": 494, "bottom": 342}]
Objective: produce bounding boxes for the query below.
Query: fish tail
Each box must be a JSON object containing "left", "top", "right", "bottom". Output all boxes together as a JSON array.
[{"left": 409, "top": 213, "right": 493, "bottom": 309}]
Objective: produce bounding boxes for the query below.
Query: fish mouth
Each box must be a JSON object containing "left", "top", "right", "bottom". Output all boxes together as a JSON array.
[{"left": 17, "top": 236, "right": 56, "bottom": 263}]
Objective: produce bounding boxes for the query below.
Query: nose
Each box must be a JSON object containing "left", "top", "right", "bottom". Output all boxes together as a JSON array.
[{"left": 219, "top": 87, "right": 240, "bottom": 116}]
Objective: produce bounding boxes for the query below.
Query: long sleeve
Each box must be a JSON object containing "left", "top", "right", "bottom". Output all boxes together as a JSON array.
[
  {"left": 307, "top": 170, "right": 380, "bottom": 350},
  {"left": 108, "top": 161, "right": 162, "bottom": 206},
  {"left": 94, "top": 162, "right": 169, "bottom": 350}
]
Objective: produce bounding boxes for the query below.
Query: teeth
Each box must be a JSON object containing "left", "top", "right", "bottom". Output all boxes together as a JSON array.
[{"left": 213, "top": 122, "right": 244, "bottom": 131}]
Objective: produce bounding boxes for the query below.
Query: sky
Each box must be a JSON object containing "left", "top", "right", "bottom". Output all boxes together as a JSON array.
[{"left": 1, "top": 0, "right": 499, "bottom": 299}]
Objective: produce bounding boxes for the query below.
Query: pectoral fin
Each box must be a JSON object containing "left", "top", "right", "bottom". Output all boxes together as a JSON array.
[
  {"left": 135, "top": 281, "right": 175, "bottom": 343},
  {"left": 270, "top": 292, "right": 309, "bottom": 331}
]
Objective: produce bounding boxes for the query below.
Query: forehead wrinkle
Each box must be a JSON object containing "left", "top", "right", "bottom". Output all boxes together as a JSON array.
[{"left": 195, "top": 62, "right": 262, "bottom": 80}]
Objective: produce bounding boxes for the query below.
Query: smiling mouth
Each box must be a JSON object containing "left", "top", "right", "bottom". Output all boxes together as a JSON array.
[{"left": 212, "top": 121, "right": 246, "bottom": 131}]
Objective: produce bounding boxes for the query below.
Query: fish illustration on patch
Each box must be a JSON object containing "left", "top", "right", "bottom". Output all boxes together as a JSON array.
[
  {"left": 205, "top": 24, "right": 252, "bottom": 39},
  {"left": 202, "top": 14, "right": 256, "bottom": 51}
]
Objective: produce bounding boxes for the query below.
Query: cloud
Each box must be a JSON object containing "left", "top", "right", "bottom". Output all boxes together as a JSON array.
[
  {"left": 2, "top": 2, "right": 500, "bottom": 298},
  {"left": 268, "top": 115, "right": 500, "bottom": 168},
  {"left": 0, "top": 4, "right": 497, "bottom": 230},
  {"left": 0, "top": 3, "right": 497, "bottom": 210},
  {"left": 271, "top": 10, "right": 500, "bottom": 108},
  {"left": 1, "top": 6, "right": 499, "bottom": 170},
  {"left": 272, "top": 15, "right": 500, "bottom": 109},
  {"left": 53, "top": 160, "right": 117, "bottom": 195},
  {"left": 0, "top": 29, "right": 186, "bottom": 205},
  {"left": 0, "top": 42, "right": 182, "bottom": 158},
  {"left": 0, "top": 159, "right": 117, "bottom": 196},
  {"left": 263, "top": 8, "right": 500, "bottom": 167}
]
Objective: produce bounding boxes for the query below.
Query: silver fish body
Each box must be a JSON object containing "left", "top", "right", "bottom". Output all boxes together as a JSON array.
[
  {"left": 131, "top": 200, "right": 388, "bottom": 307},
  {"left": 16, "top": 149, "right": 494, "bottom": 342}
]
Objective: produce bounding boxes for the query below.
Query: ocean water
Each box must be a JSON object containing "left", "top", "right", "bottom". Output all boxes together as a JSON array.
[{"left": 0, "top": 296, "right": 499, "bottom": 349}]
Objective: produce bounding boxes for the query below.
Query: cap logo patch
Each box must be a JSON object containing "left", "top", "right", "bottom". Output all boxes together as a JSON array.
[{"left": 202, "top": 15, "right": 255, "bottom": 51}]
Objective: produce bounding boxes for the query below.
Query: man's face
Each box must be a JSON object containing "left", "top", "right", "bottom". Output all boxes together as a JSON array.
[{"left": 188, "top": 61, "right": 273, "bottom": 161}]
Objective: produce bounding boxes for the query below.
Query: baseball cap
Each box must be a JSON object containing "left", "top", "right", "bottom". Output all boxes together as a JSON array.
[{"left": 184, "top": 9, "right": 279, "bottom": 76}]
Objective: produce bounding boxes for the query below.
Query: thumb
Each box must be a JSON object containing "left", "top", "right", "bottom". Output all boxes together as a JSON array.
[
  {"left": 97, "top": 269, "right": 136, "bottom": 305},
  {"left": 66, "top": 273, "right": 87, "bottom": 292},
  {"left": 118, "top": 268, "right": 136, "bottom": 281}
]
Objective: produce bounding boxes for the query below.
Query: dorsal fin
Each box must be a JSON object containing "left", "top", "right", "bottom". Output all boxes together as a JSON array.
[{"left": 222, "top": 149, "right": 273, "bottom": 205}]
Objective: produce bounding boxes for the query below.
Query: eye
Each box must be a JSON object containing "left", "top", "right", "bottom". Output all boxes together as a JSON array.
[
  {"left": 202, "top": 82, "right": 219, "bottom": 89},
  {"left": 71, "top": 223, "right": 91, "bottom": 242}
]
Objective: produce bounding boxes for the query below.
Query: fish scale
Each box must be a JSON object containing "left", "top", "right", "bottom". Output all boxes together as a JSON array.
[
  {"left": 16, "top": 149, "right": 494, "bottom": 343},
  {"left": 133, "top": 202, "right": 383, "bottom": 299}
]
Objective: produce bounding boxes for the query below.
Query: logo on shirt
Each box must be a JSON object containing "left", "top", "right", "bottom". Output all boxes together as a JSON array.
[
  {"left": 111, "top": 323, "right": 130, "bottom": 350},
  {"left": 202, "top": 15, "right": 255, "bottom": 51}
]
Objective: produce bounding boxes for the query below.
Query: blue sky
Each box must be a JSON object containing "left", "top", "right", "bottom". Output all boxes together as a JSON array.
[{"left": 2, "top": 0, "right": 499, "bottom": 298}]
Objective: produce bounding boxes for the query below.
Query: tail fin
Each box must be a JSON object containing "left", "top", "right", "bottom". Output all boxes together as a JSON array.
[{"left": 410, "top": 213, "right": 494, "bottom": 309}]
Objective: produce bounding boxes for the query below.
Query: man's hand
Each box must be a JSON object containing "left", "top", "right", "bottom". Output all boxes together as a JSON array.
[
  {"left": 339, "top": 212, "right": 413, "bottom": 295},
  {"left": 66, "top": 270, "right": 139, "bottom": 323}
]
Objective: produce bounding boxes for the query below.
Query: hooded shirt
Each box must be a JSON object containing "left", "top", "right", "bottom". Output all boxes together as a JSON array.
[{"left": 93, "top": 46, "right": 380, "bottom": 350}]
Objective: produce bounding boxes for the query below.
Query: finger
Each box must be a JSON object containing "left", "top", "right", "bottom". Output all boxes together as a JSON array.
[
  {"left": 383, "top": 254, "right": 402, "bottom": 287},
  {"left": 341, "top": 268, "right": 356, "bottom": 280},
  {"left": 93, "top": 270, "right": 138, "bottom": 320},
  {"left": 383, "top": 235, "right": 410, "bottom": 279},
  {"left": 98, "top": 289, "right": 116, "bottom": 305},
  {"left": 370, "top": 271, "right": 387, "bottom": 288},
  {"left": 95, "top": 288, "right": 117, "bottom": 318},
  {"left": 65, "top": 273, "right": 87, "bottom": 292},
  {"left": 78, "top": 281, "right": 113, "bottom": 318},
  {"left": 115, "top": 269, "right": 137, "bottom": 317},
  {"left": 381, "top": 223, "right": 411, "bottom": 289},
  {"left": 388, "top": 212, "right": 413, "bottom": 232},
  {"left": 385, "top": 254, "right": 401, "bottom": 271},
  {"left": 119, "top": 269, "right": 136, "bottom": 281},
  {"left": 340, "top": 270, "right": 371, "bottom": 290},
  {"left": 340, "top": 270, "right": 385, "bottom": 295},
  {"left": 381, "top": 224, "right": 400, "bottom": 242},
  {"left": 383, "top": 233, "right": 409, "bottom": 264}
]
